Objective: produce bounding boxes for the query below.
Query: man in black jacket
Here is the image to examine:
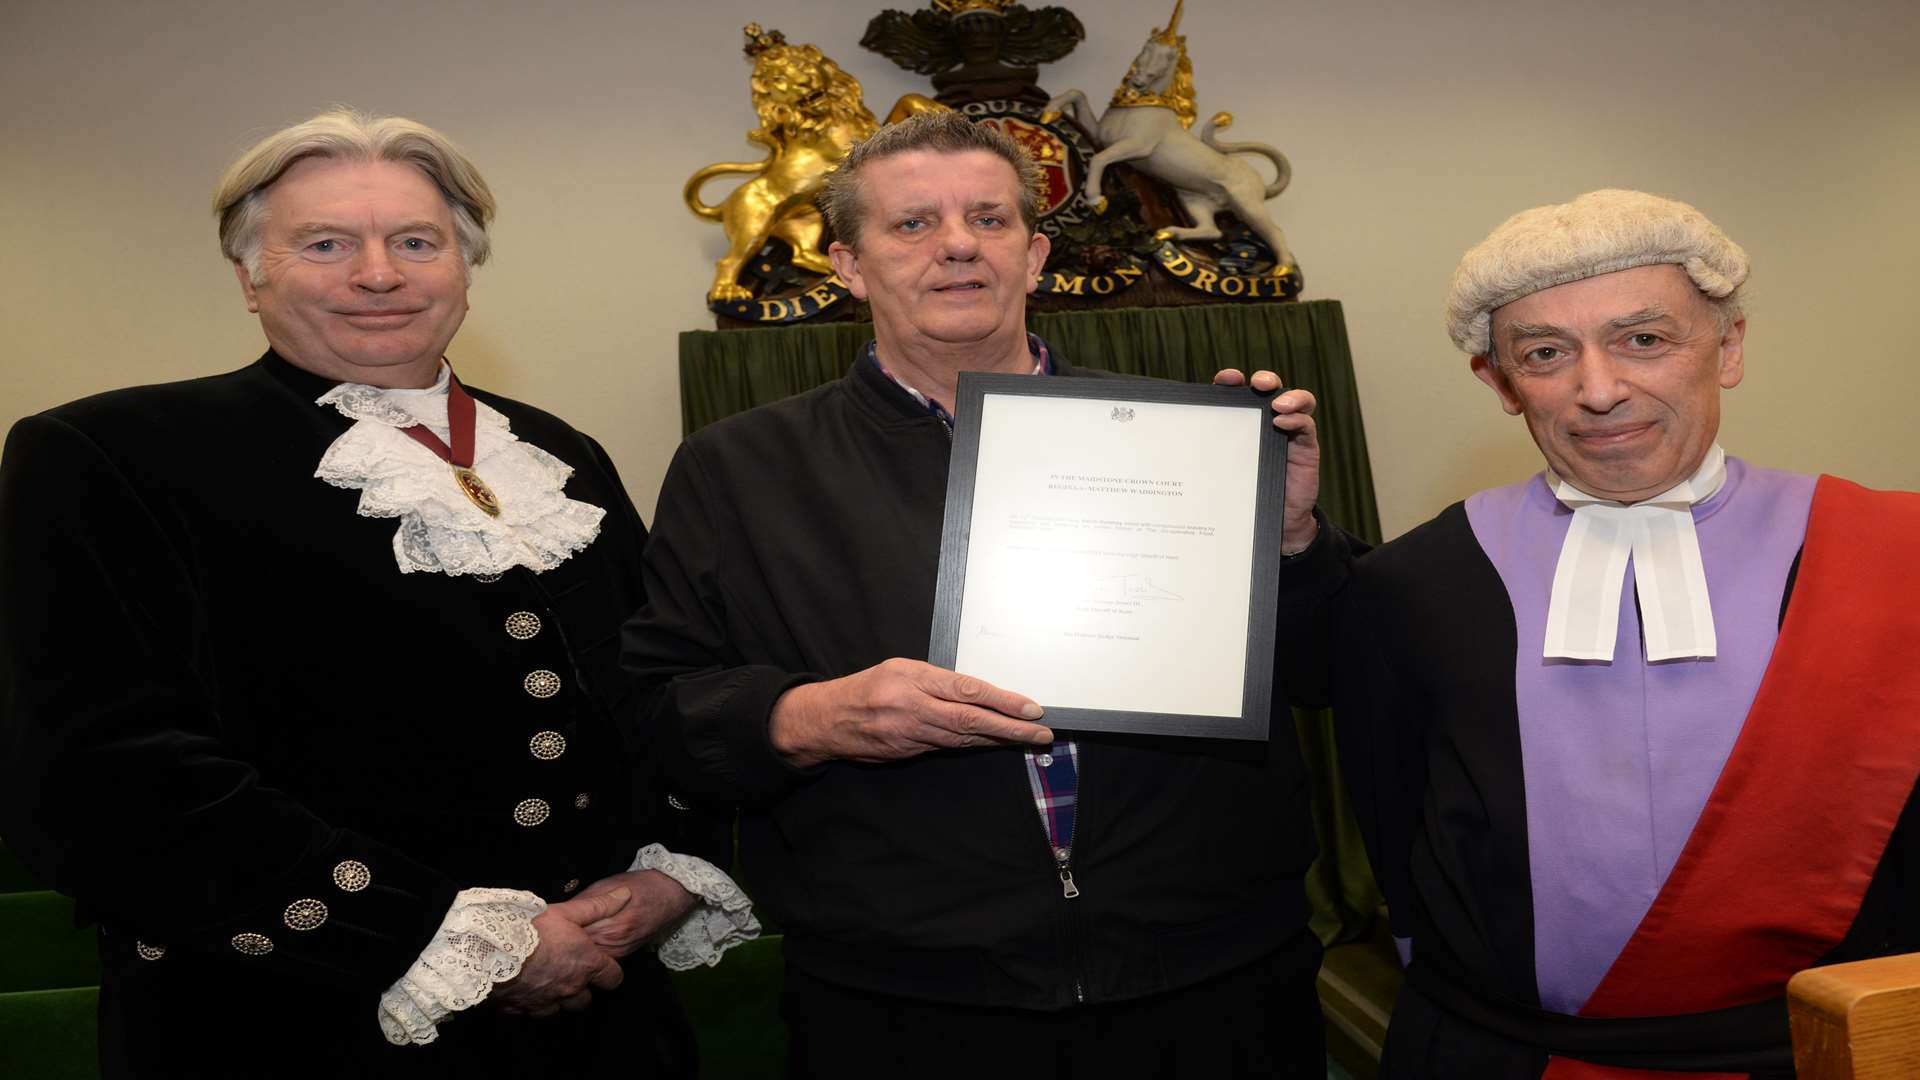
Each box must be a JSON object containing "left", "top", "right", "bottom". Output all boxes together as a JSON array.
[
  {"left": 624, "top": 111, "right": 1341, "bottom": 1077},
  {"left": 0, "top": 109, "right": 754, "bottom": 1078}
]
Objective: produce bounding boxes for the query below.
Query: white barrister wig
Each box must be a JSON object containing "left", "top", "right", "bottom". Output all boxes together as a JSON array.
[{"left": 1444, "top": 189, "right": 1750, "bottom": 356}]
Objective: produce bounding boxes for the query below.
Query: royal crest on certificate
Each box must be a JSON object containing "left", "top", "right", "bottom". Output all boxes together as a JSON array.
[{"left": 929, "top": 374, "right": 1286, "bottom": 740}]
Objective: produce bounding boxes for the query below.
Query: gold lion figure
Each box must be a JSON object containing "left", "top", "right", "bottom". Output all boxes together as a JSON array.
[{"left": 685, "top": 25, "right": 939, "bottom": 303}]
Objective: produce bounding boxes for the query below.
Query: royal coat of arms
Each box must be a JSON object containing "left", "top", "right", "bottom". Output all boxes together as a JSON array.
[{"left": 684, "top": 2, "right": 1304, "bottom": 327}]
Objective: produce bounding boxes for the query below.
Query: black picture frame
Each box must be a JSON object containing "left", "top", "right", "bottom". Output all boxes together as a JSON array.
[{"left": 928, "top": 372, "right": 1287, "bottom": 741}]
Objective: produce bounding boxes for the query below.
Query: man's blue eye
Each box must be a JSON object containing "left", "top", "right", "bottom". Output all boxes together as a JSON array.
[
  {"left": 312, "top": 240, "right": 336, "bottom": 252},
  {"left": 1630, "top": 333, "right": 1659, "bottom": 347}
]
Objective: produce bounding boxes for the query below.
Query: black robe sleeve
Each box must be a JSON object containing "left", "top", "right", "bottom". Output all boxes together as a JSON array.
[
  {"left": 1329, "top": 550, "right": 1429, "bottom": 942},
  {"left": 1271, "top": 506, "right": 1365, "bottom": 709},
  {"left": 623, "top": 440, "right": 821, "bottom": 809}
]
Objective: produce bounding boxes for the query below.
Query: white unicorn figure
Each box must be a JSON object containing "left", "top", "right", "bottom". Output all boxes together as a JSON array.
[{"left": 1043, "top": 0, "right": 1297, "bottom": 275}]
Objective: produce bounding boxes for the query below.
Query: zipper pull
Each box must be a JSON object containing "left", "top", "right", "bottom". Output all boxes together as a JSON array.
[{"left": 1058, "top": 868, "right": 1080, "bottom": 899}]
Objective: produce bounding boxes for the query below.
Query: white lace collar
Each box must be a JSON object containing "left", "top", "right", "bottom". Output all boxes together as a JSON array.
[{"left": 313, "top": 364, "right": 605, "bottom": 576}]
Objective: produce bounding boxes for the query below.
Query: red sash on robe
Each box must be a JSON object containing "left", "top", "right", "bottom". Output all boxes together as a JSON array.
[{"left": 1543, "top": 477, "right": 1920, "bottom": 1080}]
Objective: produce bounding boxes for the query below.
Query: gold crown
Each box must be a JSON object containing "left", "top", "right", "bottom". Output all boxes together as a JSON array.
[
  {"left": 931, "top": 0, "right": 1016, "bottom": 16},
  {"left": 742, "top": 22, "right": 788, "bottom": 58}
]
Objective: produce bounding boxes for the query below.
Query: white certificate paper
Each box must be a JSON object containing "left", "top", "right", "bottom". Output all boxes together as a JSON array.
[{"left": 930, "top": 374, "right": 1285, "bottom": 740}]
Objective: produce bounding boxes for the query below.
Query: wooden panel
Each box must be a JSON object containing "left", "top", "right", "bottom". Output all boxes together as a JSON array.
[{"left": 1789, "top": 952, "right": 1920, "bottom": 1079}]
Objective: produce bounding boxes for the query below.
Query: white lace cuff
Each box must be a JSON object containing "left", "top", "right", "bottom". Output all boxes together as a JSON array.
[
  {"left": 630, "top": 844, "right": 761, "bottom": 971},
  {"left": 377, "top": 888, "right": 547, "bottom": 1046}
]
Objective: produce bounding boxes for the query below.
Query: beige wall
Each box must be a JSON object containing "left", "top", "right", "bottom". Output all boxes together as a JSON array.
[{"left": 3, "top": 0, "right": 1914, "bottom": 538}]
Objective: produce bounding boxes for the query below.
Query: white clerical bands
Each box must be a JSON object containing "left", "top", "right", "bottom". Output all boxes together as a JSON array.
[{"left": 1543, "top": 446, "right": 1725, "bottom": 663}]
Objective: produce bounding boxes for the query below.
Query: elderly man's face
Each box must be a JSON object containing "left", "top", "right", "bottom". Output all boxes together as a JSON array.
[
  {"left": 234, "top": 158, "right": 468, "bottom": 388},
  {"left": 1472, "top": 264, "right": 1745, "bottom": 503},
  {"left": 828, "top": 149, "right": 1047, "bottom": 355}
]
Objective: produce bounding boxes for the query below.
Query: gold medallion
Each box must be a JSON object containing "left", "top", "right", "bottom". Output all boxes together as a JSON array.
[{"left": 452, "top": 466, "right": 502, "bottom": 517}]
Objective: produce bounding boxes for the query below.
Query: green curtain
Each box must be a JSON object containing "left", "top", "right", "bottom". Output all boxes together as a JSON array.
[{"left": 678, "top": 300, "right": 1384, "bottom": 945}]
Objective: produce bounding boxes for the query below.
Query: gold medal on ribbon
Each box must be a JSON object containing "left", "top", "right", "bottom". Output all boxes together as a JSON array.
[
  {"left": 399, "top": 367, "right": 503, "bottom": 518},
  {"left": 452, "top": 465, "right": 502, "bottom": 517}
]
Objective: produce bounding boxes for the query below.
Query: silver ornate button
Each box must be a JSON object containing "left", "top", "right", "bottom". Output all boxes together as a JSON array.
[
  {"left": 562, "top": 878, "right": 581, "bottom": 894},
  {"left": 513, "top": 798, "right": 551, "bottom": 826},
  {"left": 1036, "top": 753, "right": 1054, "bottom": 767},
  {"left": 667, "top": 794, "right": 690, "bottom": 811},
  {"left": 283, "top": 899, "right": 329, "bottom": 931},
  {"left": 135, "top": 941, "right": 166, "bottom": 961},
  {"left": 231, "top": 932, "right": 274, "bottom": 956},
  {"left": 523, "top": 670, "right": 562, "bottom": 699},
  {"left": 332, "top": 860, "right": 371, "bottom": 892},
  {"left": 529, "top": 731, "right": 567, "bottom": 761},
  {"left": 573, "top": 792, "right": 591, "bottom": 810},
  {"left": 504, "top": 612, "right": 542, "bottom": 640}
]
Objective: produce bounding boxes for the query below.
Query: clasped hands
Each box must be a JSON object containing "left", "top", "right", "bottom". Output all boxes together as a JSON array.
[
  {"left": 491, "top": 868, "right": 698, "bottom": 1018},
  {"left": 768, "top": 368, "right": 1318, "bottom": 770}
]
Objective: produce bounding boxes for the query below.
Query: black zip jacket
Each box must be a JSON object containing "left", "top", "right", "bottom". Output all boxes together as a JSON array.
[{"left": 623, "top": 342, "right": 1350, "bottom": 1009}]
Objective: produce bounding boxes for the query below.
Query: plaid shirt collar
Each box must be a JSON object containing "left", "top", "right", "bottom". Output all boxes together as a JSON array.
[{"left": 867, "top": 334, "right": 1052, "bottom": 429}]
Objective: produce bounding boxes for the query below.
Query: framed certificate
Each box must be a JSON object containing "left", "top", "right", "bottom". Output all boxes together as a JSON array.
[{"left": 928, "top": 372, "right": 1287, "bottom": 740}]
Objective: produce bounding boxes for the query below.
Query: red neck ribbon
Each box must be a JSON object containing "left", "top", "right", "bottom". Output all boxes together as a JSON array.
[{"left": 396, "top": 369, "right": 478, "bottom": 468}]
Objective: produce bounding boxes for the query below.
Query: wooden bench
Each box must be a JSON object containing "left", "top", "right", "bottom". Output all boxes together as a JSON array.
[{"left": 1790, "top": 951, "right": 1920, "bottom": 1079}]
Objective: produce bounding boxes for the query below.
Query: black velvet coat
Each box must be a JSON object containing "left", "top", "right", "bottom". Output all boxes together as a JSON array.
[{"left": 0, "top": 353, "right": 711, "bottom": 1078}]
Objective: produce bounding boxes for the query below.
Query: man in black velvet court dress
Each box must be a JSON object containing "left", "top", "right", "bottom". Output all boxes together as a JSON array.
[{"left": 0, "top": 109, "right": 756, "bottom": 1078}]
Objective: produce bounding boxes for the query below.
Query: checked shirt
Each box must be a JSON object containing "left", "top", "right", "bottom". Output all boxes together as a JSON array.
[{"left": 868, "top": 336, "right": 1081, "bottom": 867}]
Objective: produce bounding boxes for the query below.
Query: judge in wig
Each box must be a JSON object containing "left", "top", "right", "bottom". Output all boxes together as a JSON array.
[{"left": 1331, "top": 189, "right": 1920, "bottom": 1078}]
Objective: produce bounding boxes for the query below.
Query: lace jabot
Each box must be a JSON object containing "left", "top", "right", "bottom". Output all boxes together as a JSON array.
[{"left": 314, "top": 365, "right": 605, "bottom": 576}]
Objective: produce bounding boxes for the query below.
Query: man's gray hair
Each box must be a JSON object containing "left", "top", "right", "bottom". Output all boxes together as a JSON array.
[
  {"left": 1446, "top": 188, "right": 1749, "bottom": 359},
  {"left": 214, "top": 108, "right": 496, "bottom": 285},
  {"left": 818, "top": 110, "right": 1044, "bottom": 249}
]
